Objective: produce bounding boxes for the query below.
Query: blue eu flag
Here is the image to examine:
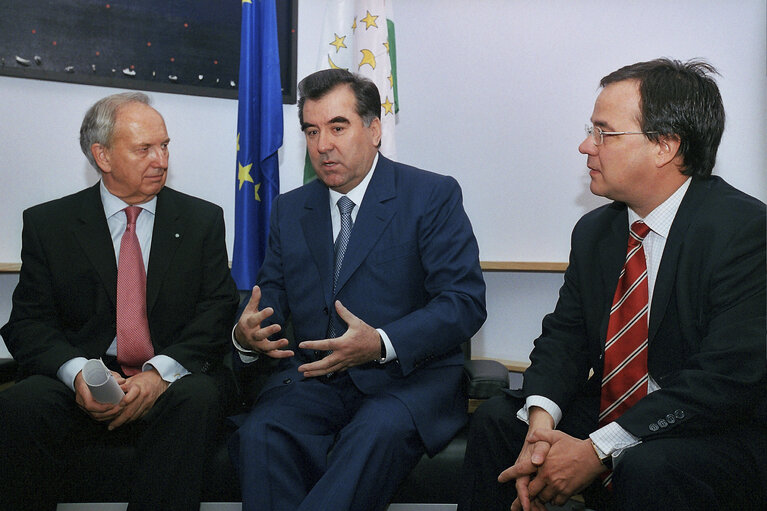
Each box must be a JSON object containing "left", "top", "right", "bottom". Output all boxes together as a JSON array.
[{"left": 232, "top": 0, "right": 283, "bottom": 290}]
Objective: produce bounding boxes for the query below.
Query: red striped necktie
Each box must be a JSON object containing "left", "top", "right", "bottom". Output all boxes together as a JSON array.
[
  {"left": 599, "top": 220, "right": 652, "bottom": 427},
  {"left": 116, "top": 206, "right": 154, "bottom": 376}
]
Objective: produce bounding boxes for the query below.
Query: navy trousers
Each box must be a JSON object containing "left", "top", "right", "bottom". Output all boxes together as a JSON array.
[{"left": 230, "top": 372, "right": 425, "bottom": 511}]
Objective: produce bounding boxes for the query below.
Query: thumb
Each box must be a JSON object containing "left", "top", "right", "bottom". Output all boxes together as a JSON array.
[
  {"left": 528, "top": 428, "right": 558, "bottom": 445},
  {"left": 334, "top": 300, "right": 357, "bottom": 325}
]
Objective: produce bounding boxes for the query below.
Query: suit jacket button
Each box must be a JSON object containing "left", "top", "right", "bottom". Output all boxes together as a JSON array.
[
  {"left": 649, "top": 423, "right": 660, "bottom": 432},
  {"left": 666, "top": 414, "right": 676, "bottom": 423},
  {"left": 658, "top": 419, "right": 668, "bottom": 428},
  {"left": 674, "top": 409, "right": 685, "bottom": 419},
  {"left": 283, "top": 378, "right": 292, "bottom": 384}
]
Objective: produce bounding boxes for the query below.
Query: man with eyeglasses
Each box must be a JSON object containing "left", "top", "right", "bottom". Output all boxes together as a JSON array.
[{"left": 459, "top": 58, "right": 766, "bottom": 511}]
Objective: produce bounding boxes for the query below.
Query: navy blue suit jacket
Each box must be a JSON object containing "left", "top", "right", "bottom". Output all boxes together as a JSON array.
[
  {"left": 521, "top": 176, "right": 766, "bottom": 440},
  {"left": 247, "top": 155, "right": 487, "bottom": 455}
]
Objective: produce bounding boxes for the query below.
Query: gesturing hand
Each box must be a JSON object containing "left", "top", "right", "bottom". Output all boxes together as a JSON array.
[
  {"left": 235, "top": 285, "right": 293, "bottom": 359},
  {"left": 297, "top": 300, "right": 381, "bottom": 377}
]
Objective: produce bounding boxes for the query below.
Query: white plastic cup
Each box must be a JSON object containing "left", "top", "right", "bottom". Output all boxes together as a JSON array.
[{"left": 82, "top": 359, "right": 124, "bottom": 404}]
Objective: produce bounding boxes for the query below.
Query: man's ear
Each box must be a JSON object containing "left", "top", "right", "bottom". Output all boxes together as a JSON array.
[
  {"left": 91, "top": 143, "right": 111, "bottom": 173},
  {"left": 655, "top": 135, "right": 681, "bottom": 168},
  {"left": 368, "top": 117, "right": 382, "bottom": 147}
]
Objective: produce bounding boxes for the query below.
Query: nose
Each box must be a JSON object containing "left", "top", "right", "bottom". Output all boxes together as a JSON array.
[
  {"left": 316, "top": 130, "right": 333, "bottom": 154},
  {"left": 151, "top": 146, "right": 169, "bottom": 167},
  {"left": 579, "top": 136, "right": 597, "bottom": 156}
]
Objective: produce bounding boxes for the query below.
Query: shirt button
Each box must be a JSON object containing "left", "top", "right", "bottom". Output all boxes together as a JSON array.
[{"left": 283, "top": 378, "right": 292, "bottom": 384}]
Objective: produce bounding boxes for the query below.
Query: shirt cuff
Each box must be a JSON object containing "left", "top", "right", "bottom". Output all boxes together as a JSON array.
[
  {"left": 377, "top": 329, "right": 397, "bottom": 363},
  {"left": 589, "top": 421, "right": 641, "bottom": 458},
  {"left": 57, "top": 357, "right": 90, "bottom": 392},
  {"left": 516, "top": 395, "right": 563, "bottom": 427},
  {"left": 232, "top": 324, "right": 260, "bottom": 363},
  {"left": 143, "top": 355, "right": 190, "bottom": 384}
]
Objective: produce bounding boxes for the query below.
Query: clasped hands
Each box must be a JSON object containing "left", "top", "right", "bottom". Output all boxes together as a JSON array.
[
  {"left": 234, "top": 285, "right": 381, "bottom": 378},
  {"left": 500, "top": 427, "right": 606, "bottom": 511},
  {"left": 74, "top": 367, "right": 168, "bottom": 431}
]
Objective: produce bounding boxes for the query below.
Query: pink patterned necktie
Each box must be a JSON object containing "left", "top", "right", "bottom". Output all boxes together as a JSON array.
[
  {"left": 599, "top": 220, "right": 652, "bottom": 426},
  {"left": 116, "top": 206, "right": 154, "bottom": 376}
]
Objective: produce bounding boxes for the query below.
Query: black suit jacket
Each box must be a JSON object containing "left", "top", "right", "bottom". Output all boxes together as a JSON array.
[
  {"left": 522, "top": 176, "right": 766, "bottom": 439},
  {"left": 1, "top": 183, "right": 239, "bottom": 379}
]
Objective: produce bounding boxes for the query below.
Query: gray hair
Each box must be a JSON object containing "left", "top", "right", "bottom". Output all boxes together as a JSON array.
[{"left": 79, "top": 92, "right": 151, "bottom": 171}]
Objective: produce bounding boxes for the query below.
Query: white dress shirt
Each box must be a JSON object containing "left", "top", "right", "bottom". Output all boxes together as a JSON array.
[{"left": 56, "top": 181, "right": 190, "bottom": 391}]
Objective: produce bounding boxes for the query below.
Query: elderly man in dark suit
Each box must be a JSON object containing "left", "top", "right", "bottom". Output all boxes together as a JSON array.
[
  {"left": 459, "top": 58, "right": 766, "bottom": 511},
  {"left": 230, "top": 69, "right": 487, "bottom": 511},
  {"left": 0, "top": 92, "right": 239, "bottom": 511}
]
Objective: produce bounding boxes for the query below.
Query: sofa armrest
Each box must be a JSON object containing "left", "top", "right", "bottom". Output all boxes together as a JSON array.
[{"left": 463, "top": 358, "right": 509, "bottom": 399}]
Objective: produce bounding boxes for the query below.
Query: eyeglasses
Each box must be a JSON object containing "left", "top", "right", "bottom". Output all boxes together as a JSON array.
[{"left": 585, "top": 124, "right": 658, "bottom": 146}]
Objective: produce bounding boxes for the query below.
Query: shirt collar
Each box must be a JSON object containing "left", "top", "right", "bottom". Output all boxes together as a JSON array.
[
  {"left": 100, "top": 180, "right": 157, "bottom": 219},
  {"left": 328, "top": 153, "right": 379, "bottom": 208},
  {"left": 628, "top": 177, "right": 691, "bottom": 239}
]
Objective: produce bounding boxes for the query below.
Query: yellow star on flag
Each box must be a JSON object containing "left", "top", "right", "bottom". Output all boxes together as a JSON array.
[
  {"left": 382, "top": 96, "right": 394, "bottom": 115},
  {"left": 254, "top": 182, "right": 261, "bottom": 201},
  {"left": 330, "top": 33, "right": 347, "bottom": 53},
  {"left": 359, "top": 49, "right": 376, "bottom": 70},
  {"left": 352, "top": 17, "right": 357, "bottom": 33},
  {"left": 238, "top": 161, "right": 253, "bottom": 190},
  {"left": 383, "top": 41, "right": 390, "bottom": 54},
  {"left": 237, "top": 133, "right": 240, "bottom": 152},
  {"left": 242, "top": 0, "right": 252, "bottom": 3},
  {"left": 388, "top": 73, "right": 393, "bottom": 88},
  {"left": 361, "top": 10, "right": 378, "bottom": 29}
]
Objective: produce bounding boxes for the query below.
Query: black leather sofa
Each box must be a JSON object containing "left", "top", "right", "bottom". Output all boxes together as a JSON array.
[{"left": 0, "top": 349, "right": 510, "bottom": 505}]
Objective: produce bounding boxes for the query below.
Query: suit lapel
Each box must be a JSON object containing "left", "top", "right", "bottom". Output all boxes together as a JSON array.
[
  {"left": 334, "top": 157, "right": 397, "bottom": 293},
  {"left": 300, "top": 180, "right": 335, "bottom": 305},
  {"left": 72, "top": 184, "right": 118, "bottom": 306},
  {"left": 648, "top": 178, "right": 708, "bottom": 342},
  {"left": 146, "top": 188, "right": 185, "bottom": 313},
  {"left": 597, "top": 205, "right": 630, "bottom": 346}
]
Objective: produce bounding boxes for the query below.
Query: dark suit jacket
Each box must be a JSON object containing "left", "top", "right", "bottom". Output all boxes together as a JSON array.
[
  {"left": 522, "top": 176, "right": 766, "bottom": 439},
  {"left": 246, "top": 155, "right": 487, "bottom": 455},
  {"left": 1, "top": 183, "right": 239, "bottom": 379}
]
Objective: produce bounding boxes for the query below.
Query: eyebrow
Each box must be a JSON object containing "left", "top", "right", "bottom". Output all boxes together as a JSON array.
[{"left": 301, "top": 117, "right": 351, "bottom": 132}]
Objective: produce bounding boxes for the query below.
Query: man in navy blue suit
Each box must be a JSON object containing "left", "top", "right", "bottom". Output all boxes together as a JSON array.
[{"left": 230, "top": 69, "right": 487, "bottom": 510}]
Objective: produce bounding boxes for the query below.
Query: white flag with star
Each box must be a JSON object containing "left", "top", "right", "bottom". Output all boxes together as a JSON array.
[{"left": 316, "top": 0, "right": 398, "bottom": 158}]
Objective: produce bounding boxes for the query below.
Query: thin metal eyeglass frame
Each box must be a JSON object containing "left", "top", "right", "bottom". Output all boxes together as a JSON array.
[{"left": 585, "top": 124, "right": 659, "bottom": 146}]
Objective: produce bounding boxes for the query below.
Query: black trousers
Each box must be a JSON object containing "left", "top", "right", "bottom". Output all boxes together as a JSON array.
[
  {"left": 0, "top": 371, "right": 229, "bottom": 511},
  {"left": 458, "top": 394, "right": 767, "bottom": 511}
]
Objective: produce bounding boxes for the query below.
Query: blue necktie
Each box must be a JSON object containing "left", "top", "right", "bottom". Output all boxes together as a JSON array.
[
  {"left": 328, "top": 196, "right": 355, "bottom": 338},
  {"left": 323, "top": 196, "right": 355, "bottom": 359}
]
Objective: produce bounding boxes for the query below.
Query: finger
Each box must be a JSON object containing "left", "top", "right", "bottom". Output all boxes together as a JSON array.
[
  {"left": 243, "top": 285, "right": 262, "bottom": 314},
  {"left": 514, "top": 475, "right": 532, "bottom": 511},
  {"left": 510, "top": 498, "right": 522, "bottom": 511},
  {"left": 527, "top": 475, "right": 545, "bottom": 501},
  {"left": 334, "top": 300, "right": 356, "bottom": 325},
  {"left": 298, "top": 339, "right": 332, "bottom": 351},
  {"left": 498, "top": 465, "right": 516, "bottom": 483},
  {"left": 242, "top": 307, "right": 276, "bottom": 330}
]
